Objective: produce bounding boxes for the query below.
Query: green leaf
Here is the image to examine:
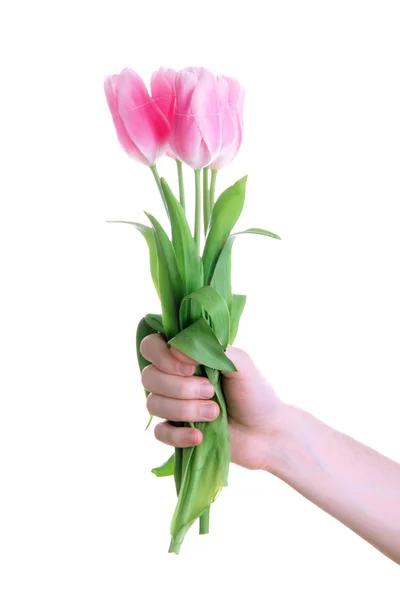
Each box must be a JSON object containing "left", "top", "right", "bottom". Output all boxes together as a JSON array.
[
  {"left": 145, "top": 313, "right": 165, "bottom": 335},
  {"left": 179, "top": 286, "right": 230, "bottom": 349},
  {"left": 106, "top": 220, "right": 159, "bottom": 298},
  {"left": 238, "top": 227, "right": 281, "bottom": 240},
  {"left": 145, "top": 212, "right": 184, "bottom": 340},
  {"left": 212, "top": 227, "right": 281, "bottom": 308},
  {"left": 169, "top": 370, "right": 230, "bottom": 554},
  {"left": 202, "top": 176, "right": 247, "bottom": 285},
  {"left": 152, "top": 453, "right": 175, "bottom": 477},
  {"left": 169, "top": 317, "right": 236, "bottom": 372},
  {"left": 160, "top": 179, "right": 202, "bottom": 329},
  {"left": 145, "top": 413, "right": 153, "bottom": 431},
  {"left": 229, "top": 294, "right": 247, "bottom": 344},
  {"left": 136, "top": 317, "right": 158, "bottom": 429},
  {"left": 161, "top": 179, "right": 202, "bottom": 298}
]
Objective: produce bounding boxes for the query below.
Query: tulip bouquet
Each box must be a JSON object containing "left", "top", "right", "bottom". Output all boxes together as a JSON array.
[{"left": 105, "top": 66, "right": 280, "bottom": 554}]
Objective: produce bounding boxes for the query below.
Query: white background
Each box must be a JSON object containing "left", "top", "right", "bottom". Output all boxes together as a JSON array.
[{"left": 1, "top": 0, "right": 399, "bottom": 597}]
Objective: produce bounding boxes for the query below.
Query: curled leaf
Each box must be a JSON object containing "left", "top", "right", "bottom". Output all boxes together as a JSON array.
[
  {"left": 180, "top": 286, "right": 230, "bottom": 349},
  {"left": 152, "top": 454, "right": 175, "bottom": 477},
  {"left": 106, "top": 220, "right": 160, "bottom": 298},
  {"left": 168, "top": 317, "right": 236, "bottom": 372}
]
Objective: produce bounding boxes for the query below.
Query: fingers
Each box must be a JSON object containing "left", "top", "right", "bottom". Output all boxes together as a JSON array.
[
  {"left": 140, "top": 333, "right": 197, "bottom": 376},
  {"left": 141, "top": 365, "right": 214, "bottom": 400},
  {"left": 169, "top": 346, "right": 199, "bottom": 366},
  {"left": 154, "top": 421, "right": 203, "bottom": 448},
  {"left": 147, "top": 393, "right": 219, "bottom": 423}
]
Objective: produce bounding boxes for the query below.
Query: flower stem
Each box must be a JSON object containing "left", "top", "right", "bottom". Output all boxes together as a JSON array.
[
  {"left": 209, "top": 169, "right": 218, "bottom": 219},
  {"left": 203, "top": 167, "right": 210, "bottom": 236},
  {"left": 194, "top": 169, "right": 202, "bottom": 253},
  {"left": 150, "top": 165, "right": 167, "bottom": 213},
  {"left": 176, "top": 160, "right": 186, "bottom": 213},
  {"left": 174, "top": 447, "right": 183, "bottom": 496},
  {"left": 199, "top": 507, "right": 210, "bottom": 535}
]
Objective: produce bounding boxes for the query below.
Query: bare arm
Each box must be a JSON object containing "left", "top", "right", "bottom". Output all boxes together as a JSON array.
[
  {"left": 269, "top": 405, "right": 400, "bottom": 564},
  {"left": 140, "top": 334, "right": 400, "bottom": 564}
]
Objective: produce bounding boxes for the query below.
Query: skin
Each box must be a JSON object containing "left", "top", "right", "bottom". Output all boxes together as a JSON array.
[{"left": 140, "top": 334, "right": 400, "bottom": 565}]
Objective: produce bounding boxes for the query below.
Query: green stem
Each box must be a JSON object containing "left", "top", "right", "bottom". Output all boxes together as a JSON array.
[
  {"left": 176, "top": 160, "right": 186, "bottom": 212},
  {"left": 194, "top": 169, "right": 202, "bottom": 253},
  {"left": 150, "top": 165, "right": 167, "bottom": 213},
  {"left": 174, "top": 447, "right": 182, "bottom": 496},
  {"left": 199, "top": 507, "right": 210, "bottom": 535},
  {"left": 209, "top": 169, "right": 218, "bottom": 219},
  {"left": 203, "top": 167, "right": 210, "bottom": 236}
]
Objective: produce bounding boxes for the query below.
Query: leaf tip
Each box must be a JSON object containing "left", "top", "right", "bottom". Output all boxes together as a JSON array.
[{"left": 145, "top": 413, "right": 153, "bottom": 431}]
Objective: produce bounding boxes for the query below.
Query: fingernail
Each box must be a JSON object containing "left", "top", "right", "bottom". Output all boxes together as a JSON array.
[
  {"left": 200, "top": 402, "right": 218, "bottom": 420},
  {"left": 178, "top": 363, "right": 195, "bottom": 376},
  {"left": 200, "top": 383, "right": 215, "bottom": 398}
]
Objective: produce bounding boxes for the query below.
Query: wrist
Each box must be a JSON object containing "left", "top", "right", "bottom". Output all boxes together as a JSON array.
[{"left": 262, "top": 402, "right": 311, "bottom": 477}]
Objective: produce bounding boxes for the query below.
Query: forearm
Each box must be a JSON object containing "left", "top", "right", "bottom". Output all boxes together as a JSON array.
[{"left": 268, "top": 404, "right": 400, "bottom": 564}]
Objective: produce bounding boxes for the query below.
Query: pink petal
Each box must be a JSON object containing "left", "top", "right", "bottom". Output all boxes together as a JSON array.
[
  {"left": 151, "top": 67, "right": 176, "bottom": 125},
  {"left": 190, "top": 69, "right": 222, "bottom": 162},
  {"left": 174, "top": 69, "right": 198, "bottom": 114},
  {"left": 210, "top": 76, "right": 245, "bottom": 170},
  {"left": 104, "top": 76, "right": 149, "bottom": 164},
  {"left": 117, "top": 68, "right": 170, "bottom": 164}
]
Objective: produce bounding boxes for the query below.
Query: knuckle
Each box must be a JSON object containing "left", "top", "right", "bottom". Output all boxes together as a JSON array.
[
  {"left": 140, "top": 333, "right": 159, "bottom": 359},
  {"left": 153, "top": 423, "right": 163, "bottom": 441},
  {"left": 176, "top": 379, "right": 191, "bottom": 398},
  {"left": 180, "top": 401, "right": 194, "bottom": 421},
  {"left": 146, "top": 392, "right": 155, "bottom": 413},
  {"left": 233, "top": 346, "right": 250, "bottom": 361},
  {"left": 186, "top": 427, "right": 201, "bottom": 446},
  {"left": 141, "top": 364, "right": 154, "bottom": 390},
  {"left": 228, "top": 346, "right": 254, "bottom": 372}
]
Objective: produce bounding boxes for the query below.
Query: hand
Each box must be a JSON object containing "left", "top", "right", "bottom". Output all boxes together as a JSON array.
[{"left": 140, "top": 334, "right": 287, "bottom": 471}]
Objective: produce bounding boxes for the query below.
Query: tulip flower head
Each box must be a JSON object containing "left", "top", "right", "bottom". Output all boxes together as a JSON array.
[
  {"left": 210, "top": 75, "right": 245, "bottom": 171},
  {"left": 104, "top": 68, "right": 170, "bottom": 166},
  {"left": 170, "top": 67, "right": 223, "bottom": 170}
]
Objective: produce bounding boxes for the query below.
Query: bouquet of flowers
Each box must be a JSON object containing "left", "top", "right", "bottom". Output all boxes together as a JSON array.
[{"left": 105, "top": 66, "right": 280, "bottom": 554}]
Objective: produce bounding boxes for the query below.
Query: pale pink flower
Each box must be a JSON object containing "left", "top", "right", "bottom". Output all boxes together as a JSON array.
[
  {"left": 210, "top": 75, "right": 245, "bottom": 170},
  {"left": 104, "top": 68, "right": 170, "bottom": 166},
  {"left": 170, "top": 67, "right": 222, "bottom": 170}
]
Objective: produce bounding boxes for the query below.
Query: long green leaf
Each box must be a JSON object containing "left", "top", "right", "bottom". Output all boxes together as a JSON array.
[
  {"left": 136, "top": 317, "right": 159, "bottom": 429},
  {"left": 179, "top": 286, "right": 230, "bottom": 349},
  {"left": 229, "top": 294, "right": 247, "bottom": 344},
  {"left": 169, "top": 317, "right": 236, "bottom": 372},
  {"left": 161, "top": 178, "right": 202, "bottom": 296},
  {"left": 202, "top": 176, "right": 247, "bottom": 285},
  {"left": 152, "top": 453, "right": 175, "bottom": 477},
  {"left": 212, "top": 227, "right": 281, "bottom": 307},
  {"left": 160, "top": 179, "right": 202, "bottom": 329},
  {"left": 145, "top": 212, "right": 183, "bottom": 340},
  {"left": 106, "top": 220, "right": 159, "bottom": 298},
  {"left": 169, "top": 369, "right": 230, "bottom": 554}
]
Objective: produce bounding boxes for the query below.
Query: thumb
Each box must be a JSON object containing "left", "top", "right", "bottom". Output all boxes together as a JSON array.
[
  {"left": 222, "top": 346, "right": 256, "bottom": 380},
  {"left": 170, "top": 344, "right": 255, "bottom": 379}
]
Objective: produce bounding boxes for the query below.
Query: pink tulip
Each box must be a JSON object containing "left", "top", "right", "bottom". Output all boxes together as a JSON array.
[
  {"left": 170, "top": 68, "right": 222, "bottom": 170},
  {"left": 210, "top": 75, "right": 245, "bottom": 170},
  {"left": 151, "top": 67, "right": 177, "bottom": 160},
  {"left": 104, "top": 68, "right": 170, "bottom": 166}
]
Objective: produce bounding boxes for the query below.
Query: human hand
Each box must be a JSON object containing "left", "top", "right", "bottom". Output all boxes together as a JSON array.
[{"left": 140, "top": 334, "right": 287, "bottom": 471}]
